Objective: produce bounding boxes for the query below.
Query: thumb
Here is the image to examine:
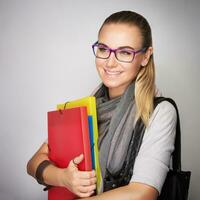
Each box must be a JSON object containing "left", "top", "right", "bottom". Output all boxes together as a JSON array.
[{"left": 70, "top": 154, "right": 84, "bottom": 167}]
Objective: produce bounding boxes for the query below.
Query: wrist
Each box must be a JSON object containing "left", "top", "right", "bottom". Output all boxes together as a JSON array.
[
  {"left": 35, "top": 160, "right": 53, "bottom": 186},
  {"left": 56, "top": 167, "right": 72, "bottom": 189},
  {"left": 42, "top": 163, "right": 64, "bottom": 187},
  {"left": 54, "top": 167, "right": 66, "bottom": 187}
]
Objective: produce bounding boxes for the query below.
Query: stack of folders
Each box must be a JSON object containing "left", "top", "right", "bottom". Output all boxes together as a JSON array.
[{"left": 48, "top": 96, "right": 102, "bottom": 200}]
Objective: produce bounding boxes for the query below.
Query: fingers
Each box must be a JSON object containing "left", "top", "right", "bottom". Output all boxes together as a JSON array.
[
  {"left": 78, "top": 170, "right": 96, "bottom": 179},
  {"left": 76, "top": 184, "right": 96, "bottom": 198},
  {"left": 77, "top": 170, "right": 96, "bottom": 186},
  {"left": 80, "top": 177, "right": 96, "bottom": 186},
  {"left": 78, "top": 184, "right": 96, "bottom": 193},
  {"left": 67, "top": 174, "right": 96, "bottom": 198},
  {"left": 77, "top": 190, "right": 95, "bottom": 198},
  {"left": 63, "top": 154, "right": 96, "bottom": 198},
  {"left": 71, "top": 170, "right": 96, "bottom": 186}
]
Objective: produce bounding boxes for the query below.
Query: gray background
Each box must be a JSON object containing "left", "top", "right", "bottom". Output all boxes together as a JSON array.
[{"left": 0, "top": 0, "right": 199, "bottom": 199}]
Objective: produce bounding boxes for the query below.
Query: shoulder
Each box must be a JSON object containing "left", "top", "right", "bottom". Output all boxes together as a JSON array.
[
  {"left": 141, "top": 99, "right": 177, "bottom": 150},
  {"left": 147, "top": 100, "right": 177, "bottom": 130},
  {"left": 142, "top": 99, "right": 177, "bottom": 145}
]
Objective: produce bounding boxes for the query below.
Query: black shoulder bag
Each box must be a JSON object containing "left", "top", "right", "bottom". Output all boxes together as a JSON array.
[
  {"left": 103, "top": 97, "right": 191, "bottom": 200},
  {"left": 156, "top": 97, "right": 191, "bottom": 200}
]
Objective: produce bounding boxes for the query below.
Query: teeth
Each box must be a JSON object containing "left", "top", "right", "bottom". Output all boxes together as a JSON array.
[{"left": 105, "top": 69, "right": 121, "bottom": 75}]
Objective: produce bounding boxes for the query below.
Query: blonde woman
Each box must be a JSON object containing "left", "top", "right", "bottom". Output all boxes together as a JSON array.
[{"left": 27, "top": 11, "right": 177, "bottom": 200}]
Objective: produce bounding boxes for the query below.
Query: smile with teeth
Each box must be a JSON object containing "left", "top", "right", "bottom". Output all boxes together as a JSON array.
[{"left": 104, "top": 69, "right": 122, "bottom": 75}]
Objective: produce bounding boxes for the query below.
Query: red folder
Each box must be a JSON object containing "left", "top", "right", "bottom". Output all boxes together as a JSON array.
[{"left": 48, "top": 106, "right": 92, "bottom": 200}]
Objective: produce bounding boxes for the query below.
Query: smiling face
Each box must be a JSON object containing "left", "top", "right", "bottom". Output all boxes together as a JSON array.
[{"left": 96, "top": 23, "right": 146, "bottom": 99}]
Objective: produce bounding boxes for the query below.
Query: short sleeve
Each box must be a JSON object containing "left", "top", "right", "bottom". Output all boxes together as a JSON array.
[{"left": 130, "top": 101, "right": 177, "bottom": 194}]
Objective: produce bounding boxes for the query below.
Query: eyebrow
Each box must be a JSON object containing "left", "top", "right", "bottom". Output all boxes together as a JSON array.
[{"left": 98, "top": 42, "right": 136, "bottom": 50}]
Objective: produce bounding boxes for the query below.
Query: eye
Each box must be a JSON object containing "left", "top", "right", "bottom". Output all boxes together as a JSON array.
[
  {"left": 118, "top": 49, "right": 132, "bottom": 56},
  {"left": 98, "top": 46, "right": 108, "bottom": 53}
]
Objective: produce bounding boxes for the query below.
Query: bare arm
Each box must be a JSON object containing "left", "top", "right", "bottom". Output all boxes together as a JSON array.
[
  {"left": 26, "top": 142, "right": 96, "bottom": 198},
  {"left": 78, "top": 182, "right": 158, "bottom": 200},
  {"left": 27, "top": 142, "right": 49, "bottom": 178}
]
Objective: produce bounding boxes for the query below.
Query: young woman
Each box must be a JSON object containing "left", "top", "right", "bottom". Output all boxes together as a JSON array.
[{"left": 27, "top": 11, "right": 177, "bottom": 200}]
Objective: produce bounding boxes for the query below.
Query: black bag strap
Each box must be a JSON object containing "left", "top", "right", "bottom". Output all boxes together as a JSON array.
[{"left": 155, "top": 97, "right": 181, "bottom": 171}]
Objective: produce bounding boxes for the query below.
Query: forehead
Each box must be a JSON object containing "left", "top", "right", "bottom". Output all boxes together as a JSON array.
[{"left": 98, "top": 23, "right": 143, "bottom": 49}]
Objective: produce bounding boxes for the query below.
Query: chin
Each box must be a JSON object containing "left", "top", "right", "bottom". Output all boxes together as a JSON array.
[{"left": 102, "top": 79, "right": 125, "bottom": 90}]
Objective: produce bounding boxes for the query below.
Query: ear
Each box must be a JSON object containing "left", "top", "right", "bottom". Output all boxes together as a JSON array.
[{"left": 141, "top": 47, "right": 153, "bottom": 67}]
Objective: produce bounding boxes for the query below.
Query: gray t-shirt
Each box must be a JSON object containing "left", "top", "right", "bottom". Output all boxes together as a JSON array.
[{"left": 130, "top": 101, "right": 177, "bottom": 194}]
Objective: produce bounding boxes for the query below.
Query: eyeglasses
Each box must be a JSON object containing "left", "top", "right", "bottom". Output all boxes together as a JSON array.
[{"left": 92, "top": 41, "right": 147, "bottom": 63}]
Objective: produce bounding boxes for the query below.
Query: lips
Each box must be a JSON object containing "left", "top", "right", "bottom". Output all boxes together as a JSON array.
[{"left": 104, "top": 69, "right": 122, "bottom": 75}]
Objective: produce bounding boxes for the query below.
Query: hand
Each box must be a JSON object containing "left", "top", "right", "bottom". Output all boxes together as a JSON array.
[{"left": 59, "top": 154, "right": 96, "bottom": 198}]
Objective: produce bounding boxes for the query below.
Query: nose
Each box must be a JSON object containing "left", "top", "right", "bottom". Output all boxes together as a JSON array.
[{"left": 106, "top": 52, "right": 118, "bottom": 68}]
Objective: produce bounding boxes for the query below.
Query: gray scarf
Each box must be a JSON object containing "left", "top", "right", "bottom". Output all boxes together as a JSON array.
[{"left": 94, "top": 82, "right": 136, "bottom": 190}]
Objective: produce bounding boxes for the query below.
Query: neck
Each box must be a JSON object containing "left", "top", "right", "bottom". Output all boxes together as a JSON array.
[{"left": 108, "top": 85, "right": 128, "bottom": 99}]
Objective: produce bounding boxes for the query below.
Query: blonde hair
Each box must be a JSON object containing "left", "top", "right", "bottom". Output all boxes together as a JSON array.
[
  {"left": 135, "top": 55, "right": 155, "bottom": 126},
  {"left": 99, "top": 11, "right": 156, "bottom": 126}
]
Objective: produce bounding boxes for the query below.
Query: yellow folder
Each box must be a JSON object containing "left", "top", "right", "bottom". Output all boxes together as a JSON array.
[{"left": 57, "top": 96, "right": 102, "bottom": 194}]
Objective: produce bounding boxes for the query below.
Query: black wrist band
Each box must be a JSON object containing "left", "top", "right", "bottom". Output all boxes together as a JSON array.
[{"left": 35, "top": 160, "right": 52, "bottom": 186}]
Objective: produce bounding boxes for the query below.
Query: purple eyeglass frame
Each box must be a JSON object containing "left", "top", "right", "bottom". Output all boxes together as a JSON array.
[{"left": 92, "top": 41, "right": 147, "bottom": 63}]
